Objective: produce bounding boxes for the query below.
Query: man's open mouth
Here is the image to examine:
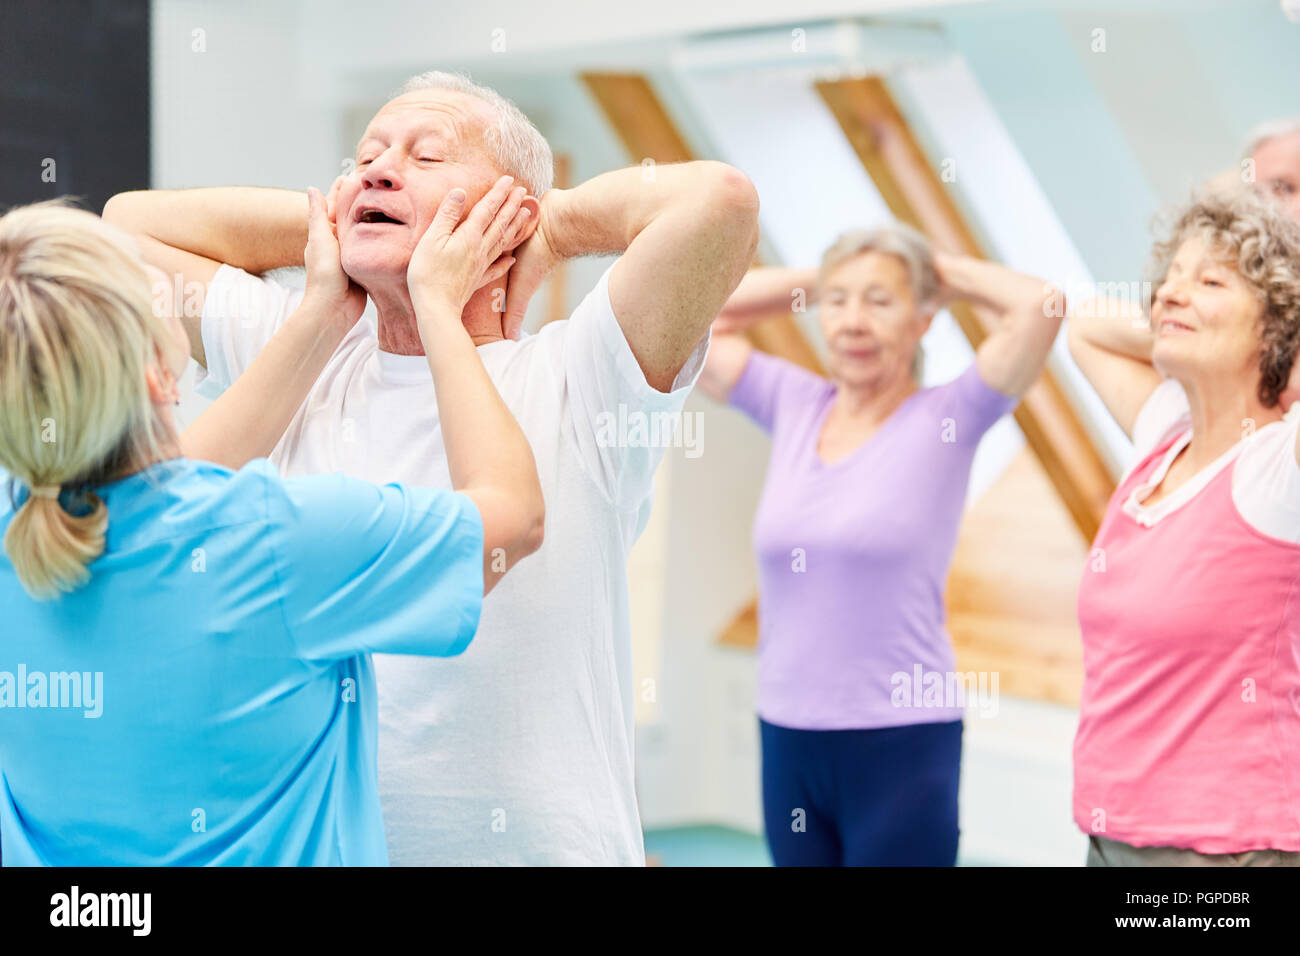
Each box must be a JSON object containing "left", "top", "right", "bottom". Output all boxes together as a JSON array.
[{"left": 355, "top": 208, "right": 405, "bottom": 225}]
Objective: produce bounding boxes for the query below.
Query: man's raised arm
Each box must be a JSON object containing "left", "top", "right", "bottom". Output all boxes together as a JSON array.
[
  {"left": 505, "top": 161, "right": 760, "bottom": 392},
  {"left": 102, "top": 187, "right": 310, "bottom": 366}
]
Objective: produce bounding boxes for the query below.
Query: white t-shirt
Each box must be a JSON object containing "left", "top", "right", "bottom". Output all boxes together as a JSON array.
[
  {"left": 1122, "top": 378, "right": 1300, "bottom": 541},
  {"left": 197, "top": 262, "right": 707, "bottom": 865}
]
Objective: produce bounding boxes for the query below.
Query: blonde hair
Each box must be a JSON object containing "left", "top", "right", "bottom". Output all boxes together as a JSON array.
[
  {"left": 819, "top": 223, "right": 939, "bottom": 379},
  {"left": 0, "top": 201, "right": 167, "bottom": 599}
]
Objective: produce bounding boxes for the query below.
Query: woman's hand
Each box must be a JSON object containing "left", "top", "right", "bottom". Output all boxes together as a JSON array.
[
  {"left": 407, "top": 175, "right": 531, "bottom": 315},
  {"left": 303, "top": 181, "right": 366, "bottom": 326}
]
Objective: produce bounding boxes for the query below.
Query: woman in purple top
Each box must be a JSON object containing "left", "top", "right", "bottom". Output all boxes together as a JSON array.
[{"left": 697, "top": 225, "right": 1063, "bottom": 865}]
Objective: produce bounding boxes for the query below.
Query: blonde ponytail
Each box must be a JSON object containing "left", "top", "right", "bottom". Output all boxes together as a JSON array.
[
  {"left": 3, "top": 491, "right": 108, "bottom": 599},
  {"left": 0, "top": 201, "right": 167, "bottom": 600}
]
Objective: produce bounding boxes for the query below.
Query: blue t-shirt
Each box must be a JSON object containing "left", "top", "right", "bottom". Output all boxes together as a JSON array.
[{"left": 0, "top": 457, "right": 483, "bottom": 865}]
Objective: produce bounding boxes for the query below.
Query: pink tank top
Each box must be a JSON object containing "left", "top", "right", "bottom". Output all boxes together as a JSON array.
[{"left": 1074, "top": 428, "right": 1300, "bottom": 853}]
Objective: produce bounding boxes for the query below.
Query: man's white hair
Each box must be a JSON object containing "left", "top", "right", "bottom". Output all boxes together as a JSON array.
[
  {"left": 398, "top": 71, "right": 554, "bottom": 196},
  {"left": 1243, "top": 115, "right": 1300, "bottom": 159}
]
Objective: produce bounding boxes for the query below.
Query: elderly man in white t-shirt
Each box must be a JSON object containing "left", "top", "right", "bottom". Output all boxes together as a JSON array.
[{"left": 105, "top": 71, "right": 759, "bottom": 864}]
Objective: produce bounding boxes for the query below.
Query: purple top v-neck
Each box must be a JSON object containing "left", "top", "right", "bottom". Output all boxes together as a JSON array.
[{"left": 730, "top": 351, "right": 1017, "bottom": 730}]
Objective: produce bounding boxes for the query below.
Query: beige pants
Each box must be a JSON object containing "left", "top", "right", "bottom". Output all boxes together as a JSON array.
[{"left": 1087, "top": 834, "right": 1300, "bottom": 867}]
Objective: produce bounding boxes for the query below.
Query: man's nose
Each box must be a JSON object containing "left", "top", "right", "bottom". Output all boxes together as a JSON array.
[{"left": 362, "top": 152, "right": 403, "bottom": 190}]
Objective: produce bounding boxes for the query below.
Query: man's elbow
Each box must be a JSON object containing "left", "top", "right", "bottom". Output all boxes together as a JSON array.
[
  {"left": 102, "top": 191, "right": 165, "bottom": 246},
  {"left": 101, "top": 190, "right": 143, "bottom": 227},
  {"left": 101, "top": 191, "right": 124, "bottom": 220},
  {"left": 694, "top": 162, "right": 760, "bottom": 262},
  {"left": 714, "top": 163, "right": 760, "bottom": 223}
]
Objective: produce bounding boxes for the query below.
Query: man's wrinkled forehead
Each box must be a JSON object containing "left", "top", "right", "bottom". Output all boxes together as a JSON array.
[{"left": 356, "top": 90, "right": 492, "bottom": 158}]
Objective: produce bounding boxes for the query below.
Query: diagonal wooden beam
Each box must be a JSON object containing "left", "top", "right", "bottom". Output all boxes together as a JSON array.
[
  {"left": 815, "top": 76, "right": 1114, "bottom": 541},
  {"left": 579, "top": 72, "right": 822, "bottom": 374},
  {"left": 579, "top": 73, "right": 695, "bottom": 169}
]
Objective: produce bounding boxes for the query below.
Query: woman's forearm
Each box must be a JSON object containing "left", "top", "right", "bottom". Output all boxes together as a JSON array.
[
  {"left": 180, "top": 296, "right": 352, "bottom": 467},
  {"left": 413, "top": 291, "right": 544, "bottom": 583},
  {"left": 418, "top": 307, "right": 540, "bottom": 501},
  {"left": 1067, "top": 297, "right": 1156, "bottom": 364},
  {"left": 717, "top": 267, "right": 819, "bottom": 325}
]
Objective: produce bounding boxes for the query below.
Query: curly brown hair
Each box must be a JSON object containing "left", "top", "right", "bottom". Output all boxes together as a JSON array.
[{"left": 1147, "top": 188, "right": 1300, "bottom": 408}]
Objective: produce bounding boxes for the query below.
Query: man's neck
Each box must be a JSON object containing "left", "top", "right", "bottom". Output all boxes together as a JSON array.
[{"left": 365, "top": 277, "right": 509, "bottom": 354}]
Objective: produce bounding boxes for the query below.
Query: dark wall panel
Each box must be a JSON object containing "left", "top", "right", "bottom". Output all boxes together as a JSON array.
[{"left": 0, "top": 0, "right": 150, "bottom": 214}]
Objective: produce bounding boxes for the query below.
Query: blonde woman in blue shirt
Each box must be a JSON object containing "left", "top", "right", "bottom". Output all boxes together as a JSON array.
[{"left": 0, "top": 176, "right": 542, "bottom": 865}]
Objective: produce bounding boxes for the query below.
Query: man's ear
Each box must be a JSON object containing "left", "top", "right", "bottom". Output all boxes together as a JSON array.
[{"left": 506, "top": 195, "right": 542, "bottom": 251}]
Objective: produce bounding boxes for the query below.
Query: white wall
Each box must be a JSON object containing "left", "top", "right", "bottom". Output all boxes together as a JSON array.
[
  {"left": 961, "top": 697, "right": 1086, "bottom": 865},
  {"left": 151, "top": 1, "right": 344, "bottom": 190},
  {"left": 296, "top": 0, "right": 983, "bottom": 85},
  {"left": 636, "top": 397, "right": 773, "bottom": 828},
  {"left": 152, "top": 0, "right": 348, "bottom": 426}
]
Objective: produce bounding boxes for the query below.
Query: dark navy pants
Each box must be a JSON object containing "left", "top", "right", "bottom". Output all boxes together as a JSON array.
[{"left": 759, "top": 717, "right": 962, "bottom": 866}]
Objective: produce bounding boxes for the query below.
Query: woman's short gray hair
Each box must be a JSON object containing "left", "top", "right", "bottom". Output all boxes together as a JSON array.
[
  {"left": 819, "top": 223, "right": 939, "bottom": 379},
  {"left": 399, "top": 71, "right": 554, "bottom": 196},
  {"left": 819, "top": 222, "right": 940, "bottom": 309}
]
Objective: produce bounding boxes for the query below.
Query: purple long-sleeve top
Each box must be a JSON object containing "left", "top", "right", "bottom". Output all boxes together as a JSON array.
[{"left": 729, "top": 350, "right": 1017, "bottom": 730}]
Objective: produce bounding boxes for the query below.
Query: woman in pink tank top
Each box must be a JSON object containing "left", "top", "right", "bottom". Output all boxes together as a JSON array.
[{"left": 1068, "top": 188, "right": 1300, "bottom": 866}]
